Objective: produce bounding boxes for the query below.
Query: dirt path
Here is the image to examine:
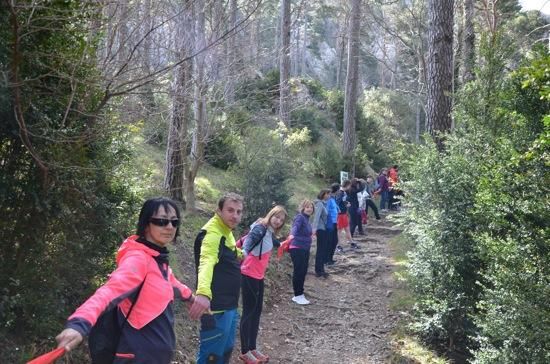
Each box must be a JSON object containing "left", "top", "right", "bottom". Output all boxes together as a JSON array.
[{"left": 231, "top": 217, "right": 403, "bottom": 363}]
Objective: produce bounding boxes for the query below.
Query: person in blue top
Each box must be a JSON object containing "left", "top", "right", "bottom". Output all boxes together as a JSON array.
[
  {"left": 289, "top": 199, "right": 314, "bottom": 305},
  {"left": 325, "top": 184, "right": 339, "bottom": 265}
]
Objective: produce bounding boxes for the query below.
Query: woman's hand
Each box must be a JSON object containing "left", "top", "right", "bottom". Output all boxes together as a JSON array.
[
  {"left": 188, "top": 294, "right": 211, "bottom": 320},
  {"left": 56, "top": 328, "right": 83, "bottom": 352}
]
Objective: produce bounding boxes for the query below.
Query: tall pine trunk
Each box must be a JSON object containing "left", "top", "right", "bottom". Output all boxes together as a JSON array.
[
  {"left": 164, "top": 1, "right": 193, "bottom": 207},
  {"left": 342, "top": 0, "right": 361, "bottom": 157},
  {"left": 279, "top": 0, "right": 291, "bottom": 127},
  {"left": 461, "top": 0, "right": 475, "bottom": 84},
  {"left": 184, "top": 0, "right": 208, "bottom": 211},
  {"left": 426, "top": 0, "right": 454, "bottom": 150}
]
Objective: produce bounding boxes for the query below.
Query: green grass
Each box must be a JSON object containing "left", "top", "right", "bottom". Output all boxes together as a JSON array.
[{"left": 288, "top": 174, "right": 328, "bottom": 211}]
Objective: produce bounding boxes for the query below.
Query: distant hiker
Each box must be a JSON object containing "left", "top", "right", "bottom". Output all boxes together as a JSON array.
[
  {"left": 348, "top": 177, "right": 365, "bottom": 237},
  {"left": 377, "top": 168, "right": 390, "bottom": 212},
  {"left": 289, "top": 199, "right": 315, "bottom": 305},
  {"left": 325, "top": 184, "right": 340, "bottom": 265},
  {"left": 388, "top": 165, "right": 402, "bottom": 210},
  {"left": 335, "top": 180, "right": 359, "bottom": 251},
  {"left": 189, "top": 193, "right": 244, "bottom": 364},
  {"left": 55, "top": 197, "right": 197, "bottom": 364},
  {"left": 239, "top": 205, "right": 288, "bottom": 363},
  {"left": 312, "top": 189, "right": 331, "bottom": 278},
  {"left": 362, "top": 176, "right": 381, "bottom": 220}
]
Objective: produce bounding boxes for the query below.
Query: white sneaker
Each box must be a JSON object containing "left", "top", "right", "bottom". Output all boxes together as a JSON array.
[{"left": 292, "top": 294, "right": 310, "bottom": 305}]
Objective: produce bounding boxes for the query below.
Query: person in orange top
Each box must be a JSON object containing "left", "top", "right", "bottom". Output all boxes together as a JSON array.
[{"left": 388, "top": 165, "right": 400, "bottom": 210}]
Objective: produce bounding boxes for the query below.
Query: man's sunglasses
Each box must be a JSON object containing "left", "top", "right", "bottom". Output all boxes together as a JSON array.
[{"left": 149, "top": 218, "right": 180, "bottom": 228}]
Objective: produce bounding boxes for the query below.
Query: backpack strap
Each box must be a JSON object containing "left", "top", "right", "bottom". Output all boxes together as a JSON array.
[
  {"left": 247, "top": 224, "right": 268, "bottom": 260},
  {"left": 116, "top": 272, "right": 147, "bottom": 349}
]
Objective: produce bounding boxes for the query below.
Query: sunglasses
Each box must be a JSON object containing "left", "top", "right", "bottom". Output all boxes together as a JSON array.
[{"left": 149, "top": 218, "right": 180, "bottom": 228}]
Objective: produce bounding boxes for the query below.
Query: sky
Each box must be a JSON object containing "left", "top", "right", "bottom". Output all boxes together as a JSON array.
[{"left": 520, "top": 0, "right": 550, "bottom": 14}]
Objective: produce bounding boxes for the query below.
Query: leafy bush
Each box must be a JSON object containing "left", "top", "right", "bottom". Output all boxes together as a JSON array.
[
  {"left": 232, "top": 123, "right": 310, "bottom": 226},
  {"left": 399, "top": 44, "right": 549, "bottom": 362},
  {"left": 291, "top": 106, "right": 331, "bottom": 142},
  {"left": 301, "top": 78, "right": 328, "bottom": 102},
  {"left": 235, "top": 69, "right": 280, "bottom": 112},
  {"left": 327, "top": 90, "right": 345, "bottom": 132},
  {"left": 312, "top": 135, "right": 344, "bottom": 181},
  {"left": 469, "top": 48, "right": 550, "bottom": 364},
  {"left": 399, "top": 131, "right": 485, "bottom": 351},
  {"left": 0, "top": 3, "right": 138, "bottom": 359}
]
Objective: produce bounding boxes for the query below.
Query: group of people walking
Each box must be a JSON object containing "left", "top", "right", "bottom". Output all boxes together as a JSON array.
[{"left": 53, "top": 167, "right": 400, "bottom": 364}]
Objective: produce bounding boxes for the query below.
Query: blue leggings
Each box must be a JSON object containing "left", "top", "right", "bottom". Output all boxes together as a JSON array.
[{"left": 196, "top": 309, "right": 239, "bottom": 364}]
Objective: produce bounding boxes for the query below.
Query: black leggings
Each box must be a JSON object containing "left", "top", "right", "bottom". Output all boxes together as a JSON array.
[
  {"left": 326, "top": 224, "right": 338, "bottom": 263},
  {"left": 350, "top": 208, "right": 362, "bottom": 236},
  {"left": 315, "top": 229, "right": 329, "bottom": 274},
  {"left": 365, "top": 199, "right": 380, "bottom": 219},
  {"left": 290, "top": 248, "right": 310, "bottom": 296},
  {"left": 240, "top": 275, "right": 264, "bottom": 354}
]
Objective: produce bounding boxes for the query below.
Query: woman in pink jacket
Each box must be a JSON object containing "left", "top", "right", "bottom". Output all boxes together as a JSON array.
[
  {"left": 239, "top": 205, "right": 288, "bottom": 363},
  {"left": 55, "top": 197, "right": 204, "bottom": 363}
]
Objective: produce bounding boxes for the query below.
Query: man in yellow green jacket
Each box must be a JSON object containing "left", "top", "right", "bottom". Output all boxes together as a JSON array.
[{"left": 189, "top": 192, "right": 244, "bottom": 364}]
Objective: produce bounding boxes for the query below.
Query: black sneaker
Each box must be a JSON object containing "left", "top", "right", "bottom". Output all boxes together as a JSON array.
[
  {"left": 336, "top": 245, "right": 344, "bottom": 253},
  {"left": 350, "top": 242, "right": 361, "bottom": 249}
]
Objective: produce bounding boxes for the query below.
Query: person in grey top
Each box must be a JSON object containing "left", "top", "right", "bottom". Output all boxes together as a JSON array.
[{"left": 312, "top": 189, "right": 330, "bottom": 278}]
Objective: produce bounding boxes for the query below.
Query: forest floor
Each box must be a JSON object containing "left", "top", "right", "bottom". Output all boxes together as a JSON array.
[{"left": 228, "top": 214, "right": 404, "bottom": 364}]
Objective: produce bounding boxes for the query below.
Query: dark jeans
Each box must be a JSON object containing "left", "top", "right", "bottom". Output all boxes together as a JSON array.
[
  {"left": 240, "top": 275, "right": 264, "bottom": 354},
  {"left": 349, "top": 207, "right": 363, "bottom": 236},
  {"left": 326, "top": 224, "right": 338, "bottom": 263},
  {"left": 365, "top": 199, "right": 380, "bottom": 219},
  {"left": 314, "top": 229, "right": 329, "bottom": 274},
  {"left": 380, "top": 190, "right": 389, "bottom": 210},
  {"left": 290, "top": 248, "right": 310, "bottom": 296}
]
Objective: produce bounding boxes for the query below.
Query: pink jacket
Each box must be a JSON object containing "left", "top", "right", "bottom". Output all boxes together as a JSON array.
[
  {"left": 240, "top": 224, "right": 274, "bottom": 280},
  {"left": 68, "top": 236, "right": 192, "bottom": 330}
]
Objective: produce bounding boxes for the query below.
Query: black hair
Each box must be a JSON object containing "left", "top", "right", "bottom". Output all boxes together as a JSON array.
[
  {"left": 137, "top": 197, "right": 181, "bottom": 238},
  {"left": 330, "top": 183, "right": 340, "bottom": 193}
]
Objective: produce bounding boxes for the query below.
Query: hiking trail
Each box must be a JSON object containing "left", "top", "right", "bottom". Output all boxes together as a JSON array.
[{"left": 230, "top": 216, "right": 403, "bottom": 363}]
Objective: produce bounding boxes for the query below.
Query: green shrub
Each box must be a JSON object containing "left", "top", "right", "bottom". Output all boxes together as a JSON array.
[
  {"left": 399, "top": 131, "right": 486, "bottom": 351},
  {"left": 312, "top": 136, "right": 344, "bottom": 181},
  {"left": 291, "top": 106, "right": 331, "bottom": 142},
  {"left": 0, "top": 3, "right": 138, "bottom": 359},
  {"left": 231, "top": 126, "right": 293, "bottom": 226},
  {"left": 302, "top": 78, "right": 328, "bottom": 102},
  {"left": 399, "top": 44, "right": 549, "bottom": 362},
  {"left": 235, "top": 69, "right": 280, "bottom": 112}
]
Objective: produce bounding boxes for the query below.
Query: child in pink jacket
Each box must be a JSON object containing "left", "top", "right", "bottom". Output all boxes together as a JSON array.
[{"left": 239, "top": 205, "right": 288, "bottom": 363}]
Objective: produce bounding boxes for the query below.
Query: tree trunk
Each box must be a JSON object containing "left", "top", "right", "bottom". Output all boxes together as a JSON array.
[
  {"left": 342, "top": 0, "right": 361, "bottom": 156},
  {"left": 185, "top": 0, "right": 208, "bottom": 211},
  {"left": 164, "top": 1, "right": 193, "bottom": 207},
  {"left": 461, "top": 0, "right": 475, "bottom": 84},
  {"left": 426, "top": 0, "right": 454, "bottom": 150},
  {"left": 293, "top": 14, "right": 300, "bottom": 76},
  {"left": 336, "top": 20, "right": 347, "bottom": 90},
  {"left": 301, "top": 5, "right": 307, "bottom": 76},
  {"left": 279, "top": 0, "right": 291, "bottom": 127},
  {"left": 225, "top": 0, "right": 238, "bottom": 103}
]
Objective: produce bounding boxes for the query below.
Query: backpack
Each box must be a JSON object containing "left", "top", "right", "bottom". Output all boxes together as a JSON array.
[
  {"left": 335, "top": 191, "right": 347, "bottom": 213},
  {"left": 88, "top": 279, "right": 145, "bottom": 364},
  {"left": 236, "top": 225, "right": 268, "bottom": 259}
]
